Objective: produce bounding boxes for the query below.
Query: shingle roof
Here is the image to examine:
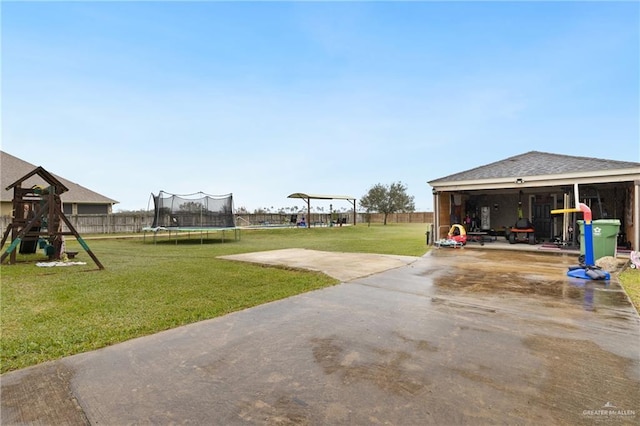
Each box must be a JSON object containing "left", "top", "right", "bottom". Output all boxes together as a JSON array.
[
  {"left": 428, "top": 151, "right": 640, "bottom": 184},
  {"left": 1, "top": 151, "right": 118, "bottom": 204}
]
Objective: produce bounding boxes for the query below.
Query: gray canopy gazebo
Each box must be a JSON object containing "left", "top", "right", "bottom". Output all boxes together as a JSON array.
[{"left": 287, "top": 193, "right": 357, "bottom": 227}]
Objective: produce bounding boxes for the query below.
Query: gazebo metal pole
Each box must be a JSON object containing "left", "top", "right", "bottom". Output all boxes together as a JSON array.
[{"left": 352, "top": 199, "right": 356, "bottom": 225}]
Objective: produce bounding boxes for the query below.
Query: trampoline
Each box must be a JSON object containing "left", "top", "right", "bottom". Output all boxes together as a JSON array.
[{"left": 143, "top": 191, "right": 240, "bottom": 244}]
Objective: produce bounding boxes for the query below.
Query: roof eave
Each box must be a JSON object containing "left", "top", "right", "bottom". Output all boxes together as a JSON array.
[{"left": 430, "top": 168, "right": 640, "bottom": 192}]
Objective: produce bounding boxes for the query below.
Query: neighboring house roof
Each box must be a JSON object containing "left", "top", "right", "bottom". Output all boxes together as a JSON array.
[
  {"left": 429, "top": 151, "right": 640, "bottom": 189},
  {"left": 1, "top": 151, "right": 118, "bottom": 205}
]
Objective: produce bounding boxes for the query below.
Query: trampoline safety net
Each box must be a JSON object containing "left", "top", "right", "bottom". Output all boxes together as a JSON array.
[{"left": 150, "top": 191, "right": 236, "bottom": 229}]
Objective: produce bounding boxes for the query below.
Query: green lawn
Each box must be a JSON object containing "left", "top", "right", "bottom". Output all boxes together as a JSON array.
[
  {"left": 1, "top": 223, "right": 429, "bottom": 373},
  {"left": 619, "top": 268, "right": 640, "bottom": 314}
]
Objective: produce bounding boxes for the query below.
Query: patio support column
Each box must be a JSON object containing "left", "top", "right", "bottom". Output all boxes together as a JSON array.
[
  {"left": 634, "top": 180, "right": 639, "bottom": 251},
  {"left": 432, "top": 190, "right": 439, "bottom": 244}
]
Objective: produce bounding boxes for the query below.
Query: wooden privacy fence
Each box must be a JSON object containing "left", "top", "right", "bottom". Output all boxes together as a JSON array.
[
  {"left": 362, "top": 212, "right": 434, "bottom": 224},
  {"left": 0, "top": 214, "right": 152, "bottom": 235},
  {"left": 0, "top": 212, "right": 434, "bottom": 235}
]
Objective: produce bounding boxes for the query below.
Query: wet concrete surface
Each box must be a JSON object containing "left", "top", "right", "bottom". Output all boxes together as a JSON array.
[{"left": 2, "top": 249, "right": 639, "bottom": 425}]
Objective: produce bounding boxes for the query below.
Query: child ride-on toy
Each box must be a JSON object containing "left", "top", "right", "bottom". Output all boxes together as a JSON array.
[{"left": 434, "top": 224, "right": 467, "bottom": 248}]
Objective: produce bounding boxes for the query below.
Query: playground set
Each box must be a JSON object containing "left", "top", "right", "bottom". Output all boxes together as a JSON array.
[{"left": 1, "top": 167, "right": 104, "bottom": 269}]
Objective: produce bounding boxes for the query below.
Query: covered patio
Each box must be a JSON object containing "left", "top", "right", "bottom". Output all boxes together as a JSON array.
[{"left": 287, "top": 193, "right": 357, "bottom": 227}]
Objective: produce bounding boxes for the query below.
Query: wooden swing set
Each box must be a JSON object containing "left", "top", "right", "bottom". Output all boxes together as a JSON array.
[{"left": 1, "top": 166, "right": 104, "bottom": 269}]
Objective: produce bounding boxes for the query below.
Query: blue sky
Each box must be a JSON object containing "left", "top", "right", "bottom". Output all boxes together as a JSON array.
[{"left": 2, "top": 1, "right": 639, "bottom": 213}]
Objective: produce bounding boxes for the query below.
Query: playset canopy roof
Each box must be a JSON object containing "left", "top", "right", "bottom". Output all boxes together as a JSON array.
[{"left": 5, "top": 166, "right": 68, "bottom": 194}]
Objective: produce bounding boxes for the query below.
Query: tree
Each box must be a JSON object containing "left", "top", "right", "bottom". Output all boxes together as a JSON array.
[
  {"left": 179, "top": 201, "right": 204, "bottom": 212},
  {"left": 359, "top": 181, "right": 415, "bottom": 225}
]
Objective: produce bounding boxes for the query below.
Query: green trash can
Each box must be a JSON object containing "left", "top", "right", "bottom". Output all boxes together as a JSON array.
[{"left": 577, "top": 219, "right": 621, "bottom": 260}]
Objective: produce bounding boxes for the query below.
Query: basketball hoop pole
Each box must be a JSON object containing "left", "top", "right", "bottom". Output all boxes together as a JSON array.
[
  {"left": 550, "top": 182, "right": 610, "bottom": 279},
  {"left": 551, "top": 202, "right": 594, "bottom": 267}
]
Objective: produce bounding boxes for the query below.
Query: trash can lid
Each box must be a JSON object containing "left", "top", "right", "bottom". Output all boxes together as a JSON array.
[
  {"left": 577, "top": 219, "right": 621, "bottom": 225},
  {"left": 592, "top": 219, "right": 621, "bottom": 225}
]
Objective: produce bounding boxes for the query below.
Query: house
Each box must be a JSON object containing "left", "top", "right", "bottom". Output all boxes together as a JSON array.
[
  {"left": 428, "top": 151, "right": 640, "bottom": 251},
  {"left": 0, "top": 151, "right": 118, "bottom": 217}
]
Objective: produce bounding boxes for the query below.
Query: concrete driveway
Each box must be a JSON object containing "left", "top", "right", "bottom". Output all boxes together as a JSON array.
[{"left": 2, "top": 248, "right": 639, "bottom": 425}]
